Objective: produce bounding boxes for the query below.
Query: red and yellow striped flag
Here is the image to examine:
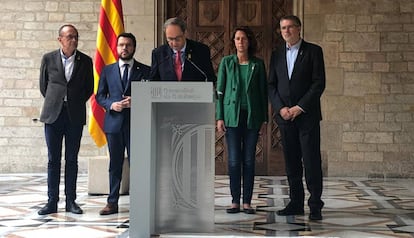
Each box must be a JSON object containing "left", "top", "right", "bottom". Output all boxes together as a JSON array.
[{"left": 88, "top": 0, "right": 125, "bottom": 147}]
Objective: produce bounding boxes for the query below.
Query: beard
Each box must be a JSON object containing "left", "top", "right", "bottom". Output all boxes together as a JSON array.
[
  {"left": 119, "top": 54, "right": 133, "bottom": 60},
  {"left": 119, "top": 50, "right": 135, "bottom": 60}
]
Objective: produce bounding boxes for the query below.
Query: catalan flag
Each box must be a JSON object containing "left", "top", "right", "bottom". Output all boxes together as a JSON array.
[{"left": 88, "top": 0, "right": 125, "bottom": 147}]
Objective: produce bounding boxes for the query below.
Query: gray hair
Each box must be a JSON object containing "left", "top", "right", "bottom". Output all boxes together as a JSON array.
[
  {"left": 163, "top": 17, "right": 187, "bottom": 33},
  {"left": 279, "top": 15, "right": 302, "bottom": 27}
]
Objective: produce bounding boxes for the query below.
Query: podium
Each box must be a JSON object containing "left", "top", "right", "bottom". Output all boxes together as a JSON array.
[{"left": 129, "top": 81, "right": 215, "bottom": 238}]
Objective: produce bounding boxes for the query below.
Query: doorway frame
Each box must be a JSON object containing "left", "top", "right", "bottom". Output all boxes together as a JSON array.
[{"left": 154, "top": 0, "right": 304, "bottom": 47}]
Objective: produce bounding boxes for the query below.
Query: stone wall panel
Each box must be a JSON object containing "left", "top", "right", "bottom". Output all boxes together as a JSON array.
[{"left": 0, "top": 0, "right": 154, "bottom": 173}]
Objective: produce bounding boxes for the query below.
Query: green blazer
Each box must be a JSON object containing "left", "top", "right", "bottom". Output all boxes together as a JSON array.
[{"left": 216, "top": 54, "right": 268, "bottom": 129}]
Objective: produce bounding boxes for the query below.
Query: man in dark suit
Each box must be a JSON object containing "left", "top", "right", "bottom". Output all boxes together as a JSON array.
[
  {"left": 150, "top": 17, "right": 216, "bottom": 82},
  {"left": 38, "top": 24, "right": 94, "bottom": 215},
  {"left": 268, "top": 15, "right": 326, "bottom": 221},
  {"left": 96, "top": 32, "right": 150, "bottom": 215}
]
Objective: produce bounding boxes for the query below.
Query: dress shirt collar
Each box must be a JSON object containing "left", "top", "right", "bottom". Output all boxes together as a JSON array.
[
  {"left": 118, "top": 59, "right": 134, "bottom": 68},
  {"left": 60, "top": 49, "right": 76, "bottom": 61},
  {"left": 286, "top": 39, "right": 302, "bottom": 51},
  {"left": 172, "top": 42, "right": 187, "bottom": 54}
]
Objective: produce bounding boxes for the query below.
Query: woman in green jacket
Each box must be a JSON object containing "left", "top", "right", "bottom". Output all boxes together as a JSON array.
[{"left": 216, "top": 26, "right": 268, "bottom": 214}]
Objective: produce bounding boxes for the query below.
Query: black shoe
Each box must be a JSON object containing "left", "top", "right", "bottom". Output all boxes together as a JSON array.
[
  {"left": 66, "top": 201, "right": 83, "bottom": 214},
  {"left": 309, "top": 210, "right": 323, "bottom": 220},
  {"left": 38, "top": 203, "right": 57, "bottom": 215},
  {"left": 226, "top": 207, "right": 240, "bottom": 214},
  {"left": 243, "top": 208, "right": 256, "bottom": 214},
  {"left": 277, "top": 204, "right": 304, "bottom": 216}
]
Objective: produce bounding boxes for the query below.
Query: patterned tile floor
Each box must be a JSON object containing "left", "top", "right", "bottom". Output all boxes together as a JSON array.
[{"left": 1, "top": 174, "right": 414, "bottom": 237}]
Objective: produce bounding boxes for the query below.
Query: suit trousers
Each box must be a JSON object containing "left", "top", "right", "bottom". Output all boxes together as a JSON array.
[
  {"left": 44, "top": 105, "right": 83, "bottom": 203},
  {"left": 279, "top": 121, "right": 324, "bottom": 211},
  {"left": 105, "top": 123, "right": 130, "bottom": 204}
]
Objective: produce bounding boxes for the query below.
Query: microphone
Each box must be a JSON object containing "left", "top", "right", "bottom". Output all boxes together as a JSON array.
[
  {"left": 183, "top": 55, "right": 208, "bottom": 82},
  {"left": 183, "top": 55, "right": 217, "bottom": 99},
  {"left": 149, "top": 54, "right": 171, "bottom": 81}
]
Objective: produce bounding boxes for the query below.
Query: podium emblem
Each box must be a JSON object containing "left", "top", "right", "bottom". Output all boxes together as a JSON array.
[
  {"left": 151, "top": 87, "right": 162, "bottom": 98},
  {"left": 170, "top": 124, "right": 213, "bottom": 208}
]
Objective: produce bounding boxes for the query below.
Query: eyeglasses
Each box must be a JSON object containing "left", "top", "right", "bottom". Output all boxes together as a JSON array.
[
  {"left": 61, "top": 35, "right": 79, "bottom": 40},
  {"left": 117, "top": 43, "right": 134, "bottom": 48},
  {"left": 166, "top": 34, "right": 184, "bottom": 42},
  {"left": 280, "top": 25, "right": 299, "bottom": 31}
]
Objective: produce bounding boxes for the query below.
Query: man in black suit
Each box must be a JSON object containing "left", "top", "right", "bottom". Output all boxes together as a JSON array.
[
  {"left": 96, "top": 33, "right": 150, "bottom": 215},
  {"left": 150, "top": 17, "right": 216, "bottom": 82},
  {"left": 268, "top": 15, "right": 326, "bottom": 220},
  {"left": 38, "top": 24, "right": 94, "bottom": 215}
]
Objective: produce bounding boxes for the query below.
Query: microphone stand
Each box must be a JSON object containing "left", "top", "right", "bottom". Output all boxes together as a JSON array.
[
  {"left": 183, "top": 55, "right": 217, "bottom": 99},
  {"left": 183, "top": 55, "right": 208, "bottom": 82}
]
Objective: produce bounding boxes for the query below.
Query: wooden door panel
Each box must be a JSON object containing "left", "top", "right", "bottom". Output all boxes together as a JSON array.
[{"left": 165, "top": 0, "right": 292, "bottom": 175}]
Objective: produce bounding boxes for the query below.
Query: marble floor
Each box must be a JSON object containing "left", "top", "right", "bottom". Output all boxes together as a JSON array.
[{"left": 0, "top": 174, "right": 413, "bottom": 238}]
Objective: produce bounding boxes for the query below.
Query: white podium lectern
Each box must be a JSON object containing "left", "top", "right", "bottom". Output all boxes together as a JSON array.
[{"left": 129, "top": 81, "right": 215, "bottom": 238}]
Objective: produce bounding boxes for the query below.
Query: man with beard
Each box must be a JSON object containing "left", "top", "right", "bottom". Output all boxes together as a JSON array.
[{"left": 96, "top": 32, "right": 150, "bottom": 215}]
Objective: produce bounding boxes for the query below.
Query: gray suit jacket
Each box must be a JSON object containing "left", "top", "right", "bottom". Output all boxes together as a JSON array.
[{"left": 39, "top": 49, "right": 94, "bottom": 125}]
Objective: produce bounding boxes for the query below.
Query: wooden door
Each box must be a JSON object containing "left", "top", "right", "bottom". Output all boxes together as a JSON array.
[{"left": 164, "top": 0, "right": 292, "bottom": 175}]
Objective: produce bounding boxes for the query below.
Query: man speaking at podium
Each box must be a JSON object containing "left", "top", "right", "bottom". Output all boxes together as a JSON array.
[{"left": 150, "top": 17, "right": 216, "bottom": 82}]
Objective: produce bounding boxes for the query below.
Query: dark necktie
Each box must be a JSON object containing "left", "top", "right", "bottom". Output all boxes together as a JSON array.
[
  {"left": 122, "top": 64, "right": 129, "bottom": 89},
  {"left": 175, "top": 51, "right": 182, "bottom": 81}
]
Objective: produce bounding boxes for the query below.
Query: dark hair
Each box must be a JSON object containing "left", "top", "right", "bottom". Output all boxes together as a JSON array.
[
  {"left": 280, "top": 15, "right": 302, "bottom": 27},
  {"left": 58, "top": 24, "right": 78, "bottom": 37},
  {"left": 231, "top": 26, "right": 257, "bottom": 57},
  {"left": 163, "top": 17, "right": 187, "bottom": 33},
  {"left": 117, "top": 32, "right": 137, "bottom": 48}
]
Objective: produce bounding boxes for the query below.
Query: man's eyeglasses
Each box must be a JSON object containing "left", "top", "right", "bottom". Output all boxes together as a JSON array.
[
  {"left": 166, "top": 34, "right": 184, "bottom": 42},
  {"left": 61, "top": 35, "right": 79, "bottom": 40},
  {"left": 280, "top": 25, "right": 299, "bottom": 31}
]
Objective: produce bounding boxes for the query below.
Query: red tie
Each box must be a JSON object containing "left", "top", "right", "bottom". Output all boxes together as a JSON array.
[{"left": 175, "top": 50, "right": 182, "bottom": 81}]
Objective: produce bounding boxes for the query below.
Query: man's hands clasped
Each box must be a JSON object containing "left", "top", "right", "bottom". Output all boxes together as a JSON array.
[
  {"left": 110, "top": 96, "right": 131, "bottom": 112},
  {"left": 280, "top": 105, "right": 303, "bottom": 121}
]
